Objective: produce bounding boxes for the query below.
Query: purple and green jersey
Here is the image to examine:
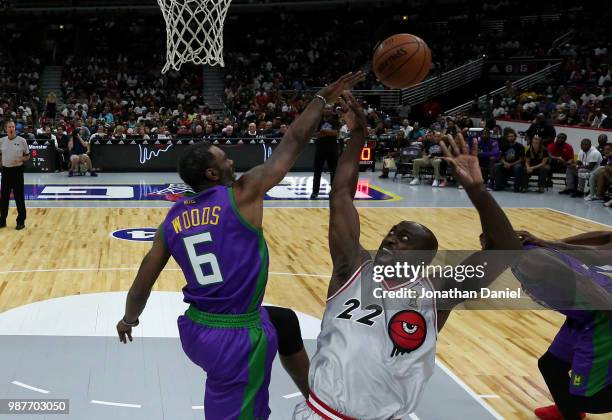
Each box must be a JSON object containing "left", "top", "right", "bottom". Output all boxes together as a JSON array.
[
  {"left": 161, "top": 185, "right": 269, "bottom": 314},
  {"left": 516, "top": 244, "right": 612, "bottom": 396},
  {"left": 160, "top": 185, "right": 277, "bottom": 419}
]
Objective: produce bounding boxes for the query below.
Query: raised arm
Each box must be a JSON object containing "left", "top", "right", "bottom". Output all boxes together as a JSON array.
[
  {"left": 515, "top": 230, "right": 612, "bottom": 267},
  {"left": 441, "top": 136, "right": 522, "bottom": 252},
  {"left": 234, "top": 72, "right": 364, "bottom": 200},
  {"left": 517, "top": 230, "right": 612, "bottom": 248},
  {"left": 231, "top": 72, "right": 364, "bottom": 229},
  {"left": 435, "top": 137, "right": 522, "bottom": 327},
  {"left": 328, "top": 92, "right": 368, "bottom": 280}
]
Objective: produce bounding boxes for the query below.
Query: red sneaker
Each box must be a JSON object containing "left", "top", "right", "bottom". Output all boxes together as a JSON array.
[{"left": 534, "top": 405, "right": 586, "bottom": 420}]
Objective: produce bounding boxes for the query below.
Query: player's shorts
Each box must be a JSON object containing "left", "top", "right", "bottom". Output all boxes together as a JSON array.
[
  {"left": 549, "top": 313, "right": 612, "bottom": 397},
  {"left": 293, "top": 394, "right": 363, "bottom": 420},
  {"left": 293, "top": 400, "right": 323, "bottom": 420},
  {"left": 178, "top": 305, "right": 278, "bottom": 420}
]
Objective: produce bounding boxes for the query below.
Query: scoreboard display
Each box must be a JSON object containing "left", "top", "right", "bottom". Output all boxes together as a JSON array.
[
  {"left": 25, "top": 140, "right": 56, "bottom": 172},
  {"left": 359, "top": 141, "right": 376, "bottom": 172}
]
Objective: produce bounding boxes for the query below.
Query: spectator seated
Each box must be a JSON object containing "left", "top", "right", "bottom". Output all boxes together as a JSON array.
[
  {"left": 394, "top": 144, "right": 423, "bottom": 180},
  {"left": 559, "top": 138, "right": 603, "bottom": 197}
]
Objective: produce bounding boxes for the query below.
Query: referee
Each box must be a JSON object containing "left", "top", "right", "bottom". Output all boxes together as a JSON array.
[
  {"left": 0, "top": 120, "right": 30, "bottom": 230},
  {"left": 310, "top": 105, "right": 340, "bottom": 199}
]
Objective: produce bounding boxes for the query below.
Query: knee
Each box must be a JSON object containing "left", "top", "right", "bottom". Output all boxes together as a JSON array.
[
  {"left": 265, "top": 306, "right": 304, "bottom": 356},
  {"left": 538, "top": 353, "right": 551, "bottom": 375},
  {"left": 538, "top": 351, "right": 564, "bottom": 376}
]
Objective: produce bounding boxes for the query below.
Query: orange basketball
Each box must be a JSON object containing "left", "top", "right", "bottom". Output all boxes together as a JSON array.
[{"left": 372, "top": 34, "right": 432, "bottom": 89}]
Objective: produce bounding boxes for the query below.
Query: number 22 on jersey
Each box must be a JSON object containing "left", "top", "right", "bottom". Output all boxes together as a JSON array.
[{"left": 336, "top": 298, "right": 383, "bottom": 326}]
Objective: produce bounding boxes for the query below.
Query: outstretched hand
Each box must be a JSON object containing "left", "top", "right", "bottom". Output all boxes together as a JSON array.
[
  {"left": 317, "top": 71, "right": 366, "bottom": 104},
  {"left": 515, "top": 230, "right": 545, "bottom": 247},
  {"left": 439, "top": 134, "right": 484, "bottom": 189},
  {"left": 337, "top": 91, "right": 366, "bottom": 133}
]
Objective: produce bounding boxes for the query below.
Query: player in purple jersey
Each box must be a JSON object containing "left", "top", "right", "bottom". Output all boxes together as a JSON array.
[
  {"left": 510, "top": 231, "right": 612, "bottom": 420},
  {"left": 115, "top": 71, "right": 365, "bottom": 420}
]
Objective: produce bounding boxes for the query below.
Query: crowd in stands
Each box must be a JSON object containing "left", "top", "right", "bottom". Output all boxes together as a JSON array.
[
  {"left": 221, "top": 8, "right": 584, "bottom": 118},
  {"left": 1, "top": 3, "right": 608, "bottom": 137},
  {"left": 0, "top": 18, "right": 43, "bottom": 129},
  {"left": 0, "top": 50, "right": 42, "bottom": 133},
  {"left": 0, "top": 3, "right": 610, "bottom": 206},
  {"left": 377, "top": 114, "right": 611, "bottom": 207},
  {"left": 468, "top": 16, "right": 611, "bottom": 129}
]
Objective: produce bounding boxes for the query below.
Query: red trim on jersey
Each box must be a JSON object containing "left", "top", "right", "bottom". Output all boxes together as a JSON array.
[
  {"left": 307, "top": 393, "right": 358, "bottom": 420},
  {"left": 382, "top": 276, "right": 418, "bottom": 291},
  {"left": 326, "top": 260, "right": 370, "bottom": 302}
]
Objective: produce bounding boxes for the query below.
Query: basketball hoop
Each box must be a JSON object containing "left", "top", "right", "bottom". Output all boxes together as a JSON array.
[{"left": 157, "top": 0, "right": 232, "bottom": 73}]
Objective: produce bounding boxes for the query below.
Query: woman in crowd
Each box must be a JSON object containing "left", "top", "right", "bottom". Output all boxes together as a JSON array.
[{"left": 523, "top": 135, "right": 550, "bottom": 193}]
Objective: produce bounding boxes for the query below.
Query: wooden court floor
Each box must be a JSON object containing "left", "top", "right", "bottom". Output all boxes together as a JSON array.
[{"left": 0, "top": 207, "right": 609, "bottom": 419}]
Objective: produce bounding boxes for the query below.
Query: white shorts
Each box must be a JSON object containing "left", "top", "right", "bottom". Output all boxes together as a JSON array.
[
  {"left": 293, "top": 400, "right": 324, "bottom": 420},
  {"left": 293, "top": 394, "right": 359, "bottom": 420}
]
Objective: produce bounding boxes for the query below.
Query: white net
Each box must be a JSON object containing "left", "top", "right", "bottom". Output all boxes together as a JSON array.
[{"left": 157, "top": 0, "right": 232, "bottom": 73}]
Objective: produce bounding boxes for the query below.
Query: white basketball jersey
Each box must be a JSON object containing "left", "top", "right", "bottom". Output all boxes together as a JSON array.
[{"left": 307, "top": 260, "right": 437, "bottom": 420}]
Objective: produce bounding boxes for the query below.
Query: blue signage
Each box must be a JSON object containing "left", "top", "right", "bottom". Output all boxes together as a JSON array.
[
  {"left": 21, "top": 178, "right": 398, "bottom": 202},
  {"left": 111, "top": 228, "right": 157, "bottom": 242}
]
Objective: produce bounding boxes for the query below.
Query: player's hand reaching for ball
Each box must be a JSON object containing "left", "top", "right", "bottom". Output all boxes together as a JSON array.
[
  {"left": 440, "top": 134, "right": 484, "bottom": 189},
  {"left": 337, "top": 91, "right": 366, "bottom": 134},
  {"left": 317, "top": 71, "right": 366, "bottom": 104}
]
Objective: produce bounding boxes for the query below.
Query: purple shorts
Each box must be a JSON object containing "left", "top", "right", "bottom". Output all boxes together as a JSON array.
[
  {"left": 549, "top": 315, "right": 612, "bottom": 397},
  {"left": 178, "top": 307, "right": 278, "bottom": 419}
]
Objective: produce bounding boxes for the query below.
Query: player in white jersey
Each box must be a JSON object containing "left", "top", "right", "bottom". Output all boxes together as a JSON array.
[{"left": 293, "top": 92, "right": 523, "bottom": 420}]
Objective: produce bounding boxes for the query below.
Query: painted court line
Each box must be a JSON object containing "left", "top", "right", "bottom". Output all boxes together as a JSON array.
[
  {"left": 91, "top": 399, "right": 141, "bottom": 408},
  {"left": 435, "top": 361, "right": 504, "bottom": 420},
  {"left": 270, "top": 271, "right": 328, "bottom": 278},
  {"left": 546, "top": 208, "right": 612, "bottom": 228},
  {"left": 0, "top": 267, "right": 330, "bottom": 278},
  {"left": 282, "top": 392, "right": 302, "bottom": 399},
  {"left": 11, "top": 381, "right": 49, "bottom": 394}
]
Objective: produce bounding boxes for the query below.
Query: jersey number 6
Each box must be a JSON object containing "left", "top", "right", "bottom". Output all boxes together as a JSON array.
[{"left": 183, "top": 231, "right": 224, "bottom": 286}]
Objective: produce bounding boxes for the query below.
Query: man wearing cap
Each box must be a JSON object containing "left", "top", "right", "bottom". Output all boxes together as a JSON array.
[
  {"left": 0, "top": 120, "right": 30, "bottom": 230},
  {"left": 526, "top": 113, "right": 557, "bottom": 146}
]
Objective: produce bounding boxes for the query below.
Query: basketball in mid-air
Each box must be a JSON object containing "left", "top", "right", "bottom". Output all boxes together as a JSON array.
[{"left": 372, "top": 34, "right": 432, "bottom": 89}]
